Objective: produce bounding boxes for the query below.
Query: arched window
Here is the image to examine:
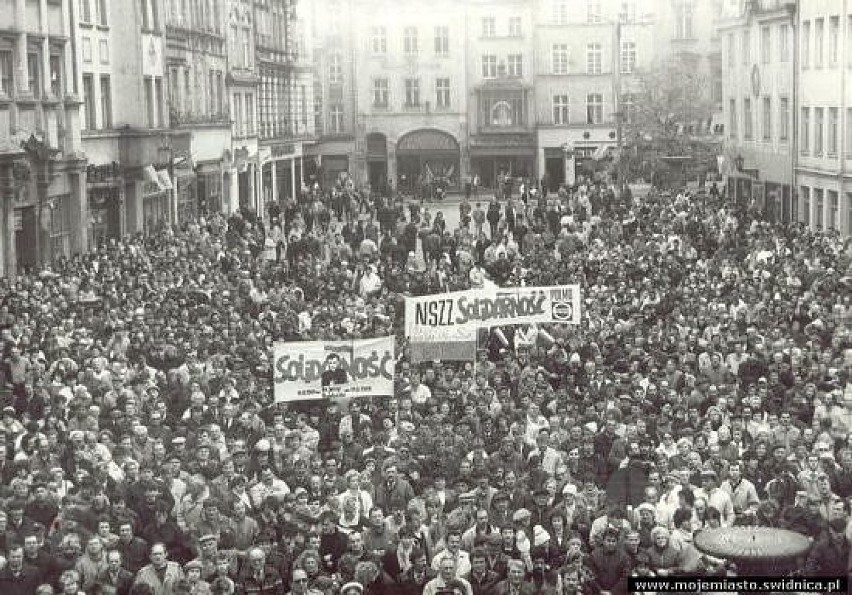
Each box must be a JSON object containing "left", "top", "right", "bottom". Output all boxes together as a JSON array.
[{"left": 491, "top": 101, "right": 513, "bottom": 126}]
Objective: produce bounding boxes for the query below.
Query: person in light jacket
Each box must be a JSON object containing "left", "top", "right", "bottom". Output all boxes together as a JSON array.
[{"left": 135, "top": 542, "right": 186, "bottom": 595}]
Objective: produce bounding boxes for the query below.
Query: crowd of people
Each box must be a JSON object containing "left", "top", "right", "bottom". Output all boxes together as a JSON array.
[{"left": 0, "top": 171, "right": 850, "bottom": 595}]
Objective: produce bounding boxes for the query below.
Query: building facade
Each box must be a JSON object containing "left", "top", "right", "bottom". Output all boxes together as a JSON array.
[
  {"left": 257, "top": 0, "right": 315, "bottom": 213},
  {"left": 796, "top": 0, "right": 852, "bottom": 234},
  {"left": 226, "top": 0, "right": 258, "bottom": 214},
  {"left": 1, "top": 0, "right": 87, "bottom": 278},
  {"left": 353, "top": 0, "right": 470, "bottom": 195},
  {"left": 533, "top": 0, "right": 657, "bottom": 190},
  {"left": 307, "top": 0, "right": 724, "bottom": 194},
  {"left": 163, "top": 0, "right": 231, "bottom": 224},
  {"left": 719, "top": 0, "right": 796, "bottom": 222}
]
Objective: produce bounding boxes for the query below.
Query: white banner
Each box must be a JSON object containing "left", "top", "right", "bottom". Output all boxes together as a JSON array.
[
  {"left": 404, "top": 285, "right": 581, "bottom": 361},
  {"left": 273, "top": 337, "right": 395, "bottom": 402}
]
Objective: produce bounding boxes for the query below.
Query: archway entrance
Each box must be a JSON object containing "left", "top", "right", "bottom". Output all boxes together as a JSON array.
[{"left": 396, "top": 129, "right": 460, "bottom": 197}]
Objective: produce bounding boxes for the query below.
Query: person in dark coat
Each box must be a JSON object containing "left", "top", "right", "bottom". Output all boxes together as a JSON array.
[
  {"left": 0, "top": 544, "right": 42, "bottom": 595},
  {"left": 586, "top": 527, "right": 631, "bottom": 595},
  {"left": 96, "top": 549, "right": 135, "bottom": 595},
  {"left": 804, "top": 517, "right": 851, "bottom": 577},
  {"left": 319, "top": 511, "right": 349, "bottom": 574}
]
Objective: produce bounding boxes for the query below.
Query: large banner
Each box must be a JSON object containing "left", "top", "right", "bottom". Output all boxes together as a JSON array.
[
  {"left": 273, "top": 337, "right": 395, "bottom": 402},
  {"left": 405, "top": 285, "right": 581, "bottom": 362}
]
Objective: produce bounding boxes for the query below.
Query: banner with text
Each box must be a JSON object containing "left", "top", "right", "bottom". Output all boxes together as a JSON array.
[
  {"left": 273, "top": 337, "right": 395, "bottom": 402},
  {"left": 405, "top": 285, "right": 581, "bottom": 362}
]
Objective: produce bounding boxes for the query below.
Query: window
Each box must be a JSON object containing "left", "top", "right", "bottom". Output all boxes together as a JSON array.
[
  {"left": 729, "top": 98, "right": 737, "bottom": 139},
  {"left": 846, "top": 108, "right": 852, "bottom": 157},
  {"left": 779, "top": 97, "right": 789, "bottom": 142},
  {"left": 815, "top": 107, "right": 824, "bottom": 155},
  {"left": 814, "top": 188, "right": 824, "bottom": 229},
  {"left": 621, "top": 93, "right": 635, "bottom": 123},
  {"left": 404, "top": 27, "right": 418, "bottom": 55},
  {"left": 742, "top": 30, "right": 750, "bottom": 65},
  {"left": 815, "top": 18, "right": 824, "bottom": 67},
  {"left": 847, "top": 193, "right": 852, "bottom": 233},
  {"left": 81, "top": 0, "right": 92, "bottom": 23},
  {"left": 482, "top": 55, "right": 497, "bottom": 78},
  {"left": 507, "top": 54, "right": 523, "bottom": 77},
  {"left": 434, "top": 26, "right": 449, "bottom": 56},
  {"left": 587, "top": 0, "right": 601, "bottom": 23},
  {"left": 621, "top": 41, "right": 636, "bottom": 73},
  {"left": 482, "top": 17, "right": 496, "bottom": 38},
  {"left": 233, "top": 93, "right": 242, "bottom": 136},
  {"left": 100, "top": 75, "right": 111, "bottom": 128},
  {"left": 141, "top": 0, "right": 150, "bottom": 29},
  {"left": 802, "top": 21, "right": 810, "bottom": 68},
  {"left": 27, "top": 52, "right": 39, "bottom": 97},
  {"left": 760, "top": 26, "right": 770, "bottom": 64},
  {"left": 828, "top": 107, "right": 838, "bottom": 155},
  {"left": 726, "top": 34, "right": 734, "bottom": 67},
  {"left": 155, "top": 76, "right": 164, "bottom": 127},
  {"left": 553, "top": 94, "right": 569, "bottom": 124},
  {"left": 98, "top": 0, "right": 107, "bottom": 26},
  {"left": 373, "top": 78, "right": 388, "bottom": 108},
  {"left": 330, "top": 104, "right": 344, "bottom": 133},
  {"left": 829, "top": 16, "right": 839, "bottom": 66},
  {"left": 801, "top": 186, "right": 810, "bottom": 225},
  {"left": 552, "top": 44, "right": 569, "bottom": 74},
  {"left": 620, "top": 0, "right": 637, "bottom": 23},
  {"left": 744, "top": 97, "right": 752, "bottom": 139},
  {"left": 675, "top": 0, "right": 694, "bottom": 39},
  {"left": 99, "top": 39, "right": 109, "bottom": 64},
  {"left": 82, "top": 37, "right": 92, "bottom": 63},
  {"left": 508, "top": 16, "right": 522, "bottom": 37},
  {"left": 246, "top": 93, "right": 254, "bottom": 135},
  {"left": 329, "top": 54, "right": 342, "bottom": 85},
  {"left": 169, "top": 67, "right": 179, "bottom": 112},
  {"left": 404, "top": 78, "right": 420, "bottom": 107},
  {"left": 762, "top": 97, "right": 771, "bottom": 141},
  {"left": 586, "top": 93, "right": 603, "bottom": 124},
  {"left": 371, "top": 27, "right": 387, "bottom": 54},
  {"left": 0, "top": 50, "right": 11, "bottom": 96},
  {"left": 778, "top": 24, "right": 789, "bottom": 62},
  {"left": 587, "top": 43, "right": 602, "bottom": 74},
  {"left": 848, "top": 17, "right": 852, "bottom": 66},
  {"left": 49, "top": 54, "right": 62, "bottom": 97},
  {"left": 828, "top": 190, "right": 838, "bottom": 229},
  {"left": 83, "top": 74, "right": 96, "bottom": 129},
  {"left": 801, "top": 107, "right": 810, "bottom": 154},
  {"left": 436, "top": 77, "right": 450, "bottom": 108},
  {"left": 553, "top": 0, "right": 568, "bottom": 25}
]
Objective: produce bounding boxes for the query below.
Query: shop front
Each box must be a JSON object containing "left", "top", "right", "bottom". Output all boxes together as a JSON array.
[
  {"left": 86, "top": 162, "right": 123, "bottom": 247},
  {"left": 395, "top": 129, "right": 460, "bottom": 195},
  {"left": 469, "top": 134, "right": 536, "bottom": 193}
]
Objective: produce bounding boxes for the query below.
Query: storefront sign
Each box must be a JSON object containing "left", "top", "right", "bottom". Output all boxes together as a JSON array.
[
  {"left": 405, "top": 285, "right": 581, "bottom": 362},
  {"left": 272, "top": 144, "right": 295, "bottom": 157},
  {"left": 273, "top": 337, "right": 395, "bottom": 402}
]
